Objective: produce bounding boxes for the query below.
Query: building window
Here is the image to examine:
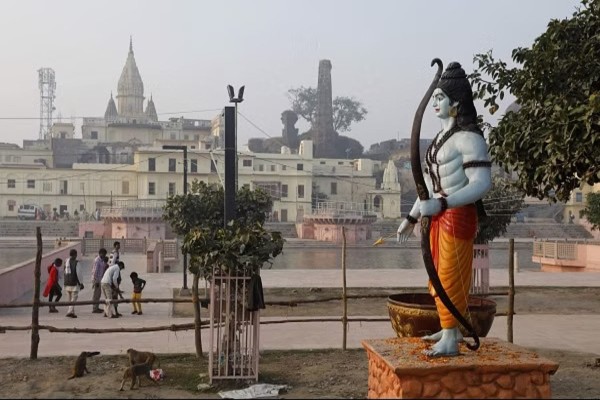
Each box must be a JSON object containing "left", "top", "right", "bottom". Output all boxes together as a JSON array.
[
  {"left": 331, "top": 182, "right": 337, "bottom": 195},
  {"left": 27, "top": 179, "right": 35, "bottom": 189},
  {"left": 281, "top": 184, "right": 288, "bottom": 198},
  {"left": 122, "top": 181, "right": 129, "bottom": 195},
  {"left": 297, "top": 163, "right": 304, "bottom": 171},
  {"left": 320, "top": 161, "right": 326, "bottom": 164},
  {"left": 243, "top": 159, "right": 252, "bottom": 167},
  {"left": 338, "top": 161, "right": 344, "bottom": 165},
  {"left": 80, "top": 204, "right": 85, "bottom": 211},
  {"left": 169, "top": 158, "right": 176, "bottom": 172},
  {"left": 282, "top": 165, "right": 286, "bottom": 171},
  {"left": 575, "top": 192, "right": 583, "bottom": 203},
  {"left": 258, "top": 164, "right": 264, "bottom": 172},
  {"left": 191, "top": 159, "right": 198, "bottom": 173},
  {"left": 270, "top": 165, "right": 276, "bottom": 172},
  {"left": 80, "top": 182, "right": 85, "bottom": 191},
  {"left": 148, "top": 158, "right": 156, "bottom": 171},
  {"left": 148, "top": 182, "right": 156, "bottom": 195},
  {"left": 91, "top": 131, "right": 98, "bottom": 140},
  {"left": 8, "top": 179, "right": 15, "bottom": 188},
  {"left": 168, "top": 182, "right": 176, "bottom": 196},
  {"left": 184, "top": 134, "right": 189, "bottom": 140},
  {"left": 43, "top": 182, "right": 52, "bottom": 192},
  {"left": 60, "top": 180, "right": 68, "bottom": 194},
  {"left": 298, "top": 184, "right": 305, "bottom": 199},
  {"left": 8, "top": 203, "right": 15, "bottom": 212}
]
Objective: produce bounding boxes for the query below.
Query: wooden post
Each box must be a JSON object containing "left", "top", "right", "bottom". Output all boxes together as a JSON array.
[
  {"left": 342, "top": 227, "right": 348, "bottom": 351},
  {"left": 507, "top": 238, "right": 515, "bottom": 343},
  {"left": 30, "top": 227, "right": 42, "bottom": 359}
]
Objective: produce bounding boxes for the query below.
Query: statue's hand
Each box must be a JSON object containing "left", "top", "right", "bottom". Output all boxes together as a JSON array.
[
  {"left": 419, "top": 198, "right": 442, "bottom": 216},
  {"left": 397, "top": 220, "right": 415, "bottom": 243}
]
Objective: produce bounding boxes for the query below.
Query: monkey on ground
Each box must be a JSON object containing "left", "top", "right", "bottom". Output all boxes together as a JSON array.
[
  {"left": 67, "top": 351, "right": 100, "bottom": 379},
  {"left": 119, "top": 363, "right": 159, "bottom": 391},
  {"left": 126, "top": 348, "right": 160, "bottom": 369}
]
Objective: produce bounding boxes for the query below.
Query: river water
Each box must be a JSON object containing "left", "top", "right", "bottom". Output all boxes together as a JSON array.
[{"left": 1, "top": 243, "right": 537, "bottom": 271}]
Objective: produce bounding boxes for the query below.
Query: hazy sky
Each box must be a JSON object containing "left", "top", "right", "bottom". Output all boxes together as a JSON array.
[{"left": 0, "top": 0, "right": 582, "bottom": 150}]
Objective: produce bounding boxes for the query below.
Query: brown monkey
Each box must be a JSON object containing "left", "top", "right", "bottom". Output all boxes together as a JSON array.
[
  {"left": 119, "top": 363, "right": 158, "bottom": 391},
  {"left": 67, "top": 351, "right": 100, "bottom": 379},
  {"left": 126, "top": 348, "right": 160, "bottom": 369}
]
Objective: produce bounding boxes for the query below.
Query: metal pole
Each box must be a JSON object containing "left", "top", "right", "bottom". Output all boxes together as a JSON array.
[
  {"left": 162, "top": 145, "right": 190, "bottom": 292},
  {"left": 235, "top": 102, "right": 238, "bottom": 191},
  {"left": 224, "top": 107, "right": 236, "bottom": 225},
  {"left": 183, "top": 147, "right": 188, "bottom": 290}
]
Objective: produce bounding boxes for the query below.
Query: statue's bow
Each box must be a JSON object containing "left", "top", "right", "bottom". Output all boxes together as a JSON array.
[{"left": 410, "top": 58, "right": 480, "bottom": 351}]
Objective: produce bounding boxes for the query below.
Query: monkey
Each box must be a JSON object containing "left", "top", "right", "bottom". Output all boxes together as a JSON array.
[
  {"left": 119, "top": 363, "right": 158, "bottom": 391},
  {"left": 126, "top": 348, "right": 160, "bottom": 369},
  {"left": 67, "top": 351, "right": 100, "bottom": 379}
]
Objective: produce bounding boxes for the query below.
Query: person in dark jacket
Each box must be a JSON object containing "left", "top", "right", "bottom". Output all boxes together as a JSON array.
[{"left": 64, "top": 249, "right": 84, "bottom": 318}]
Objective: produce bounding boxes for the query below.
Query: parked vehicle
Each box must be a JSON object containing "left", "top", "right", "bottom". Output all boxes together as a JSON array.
[{"left": 17, "top": 204, "right": 45, "bottom": 220}]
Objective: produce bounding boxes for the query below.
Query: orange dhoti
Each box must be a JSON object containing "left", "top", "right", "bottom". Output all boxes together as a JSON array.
[{"left": 428, "top": 204, "right": 477, "bottom": 329}]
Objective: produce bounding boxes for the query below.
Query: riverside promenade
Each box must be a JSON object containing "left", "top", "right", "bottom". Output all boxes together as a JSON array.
[{"left": 1, "top": 253, "right": 600, "bottom": 358}]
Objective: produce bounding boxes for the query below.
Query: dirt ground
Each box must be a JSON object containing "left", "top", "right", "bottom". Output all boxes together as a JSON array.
[{"left": 2, "top": 287, "right": 600, "bottom": 399}]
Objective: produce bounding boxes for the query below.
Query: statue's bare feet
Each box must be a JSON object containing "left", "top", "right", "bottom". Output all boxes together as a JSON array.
[
  {"left": 422, "top": 328, "right": 461, "bottom": 357},
  {"left": 422, "top": 329, "right": 463, "bottom": 342}
]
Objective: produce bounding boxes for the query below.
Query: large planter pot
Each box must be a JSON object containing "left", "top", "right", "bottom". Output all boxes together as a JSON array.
[{"left": 387, "top": 293, "right": 496, "bottom": 338}]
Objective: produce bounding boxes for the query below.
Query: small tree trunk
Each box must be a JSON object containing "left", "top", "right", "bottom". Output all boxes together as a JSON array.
[
  {"left": 192, "top": 272, "right": 203, "bottom": 357},
  {"left": 30, "top": 227, "right": 42, "bottom": 360},
  {"left": 507, "top": 238, "right": 515, "bottom": 343}
]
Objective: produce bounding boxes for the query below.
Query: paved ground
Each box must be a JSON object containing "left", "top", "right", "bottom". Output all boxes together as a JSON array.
[{"left": 2, "top": 254, "right": 600, "bottom": 358}]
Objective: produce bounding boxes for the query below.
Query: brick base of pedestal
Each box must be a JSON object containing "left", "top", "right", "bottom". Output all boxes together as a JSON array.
[{"left": 362, "top": 337, "right": 559, "bottom": 399}]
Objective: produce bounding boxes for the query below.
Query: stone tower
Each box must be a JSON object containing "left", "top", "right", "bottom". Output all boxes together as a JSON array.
[
  {"left": 116, "top": 37, "right": 145, "bottom": 120},
  {"left": 313, "top": 59, "right": 337, "bottom": 158}
]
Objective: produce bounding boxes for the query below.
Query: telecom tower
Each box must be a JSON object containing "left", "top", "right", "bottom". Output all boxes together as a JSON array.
[{"left": 38, "top": 68, "right": 56, "bottom": 140}]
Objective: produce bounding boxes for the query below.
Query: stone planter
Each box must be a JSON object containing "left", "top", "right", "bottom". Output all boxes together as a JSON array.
[{"left": 387, "top": 293, "right": 496, "bottom": 338}]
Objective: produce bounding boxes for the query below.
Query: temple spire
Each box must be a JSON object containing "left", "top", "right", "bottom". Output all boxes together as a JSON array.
[{"left": 129, "top": 36, "right": 133, "bottom": 53}]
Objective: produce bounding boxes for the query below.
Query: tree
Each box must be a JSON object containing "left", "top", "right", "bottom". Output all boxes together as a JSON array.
[
  {"left": 162, "top": 180, "right": 284, "bottom": 358},
  {"left": 580, "top": 192, "right": 600, "bottom": 230},
  {"left": 476, "top": 176, "right": 525, "bottom": 244},
  {"left": 469, "top": 0, "right": 600, "bottom": 203},
  {"left": 287, "top": 86, "right": 368, "bottom": 132}
]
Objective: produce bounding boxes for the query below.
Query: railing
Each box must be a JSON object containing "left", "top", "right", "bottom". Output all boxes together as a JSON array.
[
  {"left": 80, "top": 237, "right": 179, "bottom": 259},
  {"left": 100, "top": 199, "right": 166, "bottom": 220},
  {"left": 532, "top": 240, "right": 578, "bottom": 260},
  {"left": 312, "top": 201, "right": 376, "bottom": 217},
  {"left": 471, "top": 245, "right": 489, "bottom": 295}
]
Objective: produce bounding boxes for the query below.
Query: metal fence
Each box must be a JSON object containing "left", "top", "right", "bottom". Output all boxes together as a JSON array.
[
  {"left": 80, "top": 237, "right": 179, "bottom": 259},
  {"left": 209, "top": 269, "right": 259, "bottom": 383}
]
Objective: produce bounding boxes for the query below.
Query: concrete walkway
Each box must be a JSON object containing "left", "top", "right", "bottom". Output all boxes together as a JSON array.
[{"left": 2, "top": 254, "right": 600, "bottom": 358}]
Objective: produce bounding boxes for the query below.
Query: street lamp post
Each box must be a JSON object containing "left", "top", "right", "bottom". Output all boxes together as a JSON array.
[
  {"left": 162, "top": 144, "right": 189, "bottom": 294},
  {"left": 227, "top": 85, "right": 244, "bottom": 189}
]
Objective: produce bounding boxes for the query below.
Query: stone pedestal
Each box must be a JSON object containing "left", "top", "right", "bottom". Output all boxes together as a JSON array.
[{"left": 362, "top": 337, "right": 559, "bottom": 399}]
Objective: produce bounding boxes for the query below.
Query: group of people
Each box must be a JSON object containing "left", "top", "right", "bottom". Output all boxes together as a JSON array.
[{"left": 42, "top": 241, "right": 147, "bottom": 318}]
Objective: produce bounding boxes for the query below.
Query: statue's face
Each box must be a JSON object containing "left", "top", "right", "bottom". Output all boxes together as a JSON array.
[{"left": 432, "top": 88, "right": 451, "bottom": 119}]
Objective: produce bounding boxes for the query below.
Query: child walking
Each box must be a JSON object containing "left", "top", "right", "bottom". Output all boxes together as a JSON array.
[
  {"left": 43, "top": 258, "right": 63, "bottom": 313},
  {"left": 130, "top": 272, "right": 146, "bottom": 315}
]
